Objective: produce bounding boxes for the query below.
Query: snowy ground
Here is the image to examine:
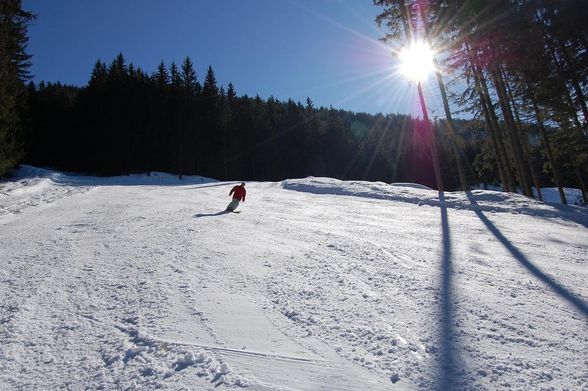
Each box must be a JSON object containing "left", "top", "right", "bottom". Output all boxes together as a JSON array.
[{"left": 1, "top": 166, "right": 587, "bottom": 390}]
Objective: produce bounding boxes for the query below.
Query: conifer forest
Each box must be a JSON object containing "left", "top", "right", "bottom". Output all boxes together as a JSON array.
[{"left": 1, "top": 0, "right": 587, "bottom": 202}]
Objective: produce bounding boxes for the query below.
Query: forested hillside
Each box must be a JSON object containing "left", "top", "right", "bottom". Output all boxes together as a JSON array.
[
  {"left": 22, "top": 55, "right": 475, "bottom": 189},
  {"left": 2, "top": 0, "right": 587, "bottom": 201},
  {"left": 19, "top": 53, "right": 572, "bottom": 193}
]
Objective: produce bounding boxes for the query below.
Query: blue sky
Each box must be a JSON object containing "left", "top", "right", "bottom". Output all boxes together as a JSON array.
[{"left": 24, "top": 0, "right": 447, "bottom": 116}]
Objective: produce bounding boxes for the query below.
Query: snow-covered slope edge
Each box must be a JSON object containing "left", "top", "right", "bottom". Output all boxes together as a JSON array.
[
  {"left": 0, "top": 165, "right": 217, "bottom": 219},
  {"left": 282, "top": 177, "right": 588, "bottom": 226},
  {"left": 0, "top": 166, "right": 91, "bottom": 218}
]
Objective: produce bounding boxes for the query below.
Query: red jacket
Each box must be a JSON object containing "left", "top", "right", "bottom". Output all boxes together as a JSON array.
[{"left": 229, "top": 184, "right": 246, "bottom": 202}]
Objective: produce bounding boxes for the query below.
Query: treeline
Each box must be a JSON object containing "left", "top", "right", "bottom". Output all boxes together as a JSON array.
[
  {"left": 375, "top": 0, "right": 588, "bottom": 203},
  {"left": 16, "top": 52, "right": 585, "bottom": 193},
  {"left": 2, "top": 0, "right": 586, "bottom": 200},
  {"left": 23, "top": 53, "right": 485, "bottom": 189}
]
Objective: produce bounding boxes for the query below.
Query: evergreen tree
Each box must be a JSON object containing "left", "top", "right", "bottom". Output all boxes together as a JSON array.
[
  {"left": 201, "top": 65, "right": 221, "bottom": 176},
  {"left": 168, "top": 61, "right": 184, "bottom": 176},
  {"left": 0, "top": 0, "right": 34, "bottom": 176},
  {"left": 108, "top": 52, "right": 128, "bottom": 82},
  {"left": 202, "top": 65, "right": 219, "bottom": 99},
  {"left": 227, "top": 82, "right": 236, "bottom": 103},
  {"left": 180, "top": 57, "right": 200, "bottom": 175},
  {"left": 152, "top": 61, "right": 168, "bottom": 89},
  {"left": 89, "top": 60, "right": 107, "bottom": 88},
  {"left": 170, "top": 61, "right": 181, "bottom": 89},
  {"left": 181, "top": 57, "right": 198, "bottom": 96}
]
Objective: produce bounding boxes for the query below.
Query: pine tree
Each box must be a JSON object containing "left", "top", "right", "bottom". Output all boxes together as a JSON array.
[
  {"left": 168, "top": 61, "right": 184, "bottom": 177},
  {"left": 170, "top": 61, "right": 181, "bottom": 89},
  {"left": 0, "top": 0, "right": 35, "bottom": 176},
  {"left": 108, "top": 52, "right": 128, "bottom": 82},
  {"left": 202, "top": 65, "right": 219, "bottom": 99},
  {"left": 227, "top": 82, "right": 236, "bottom": 103},
  {"left": 181, "top": 57, "right": 198, "bottom": 97},
  {"left": 180, "top": 57, "right": 200, "bottom": 175},
  {"left": 201, "top": 66, "right": 221, "bottom": 177},
  {"left": 154, "top": 61, "right": 169, "bottom": 88}
]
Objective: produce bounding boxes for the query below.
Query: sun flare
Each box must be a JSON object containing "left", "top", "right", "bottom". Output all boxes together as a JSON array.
[{"left": 397, "top": 41, "right": 436, "bottom": 82}]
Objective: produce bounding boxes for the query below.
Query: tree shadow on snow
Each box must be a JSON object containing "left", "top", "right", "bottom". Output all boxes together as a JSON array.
[
  {"left": 194, "top": 210, "right": 230, "bottom": 218},
  {"left": 434, "top": 191, "right": 467, "bottom": 390},
  {"left": 466, "top": 192, "right": 588, "bottom": 319}
]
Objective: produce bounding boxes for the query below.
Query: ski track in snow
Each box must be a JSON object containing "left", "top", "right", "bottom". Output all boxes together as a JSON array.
[{"left": 0, "top": 167, "right": 587, "bottom": 390}]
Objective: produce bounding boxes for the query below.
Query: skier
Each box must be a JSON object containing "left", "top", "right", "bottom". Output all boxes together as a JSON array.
[{"left": 226, "top": 182, "right": 246, "bottom": 212}]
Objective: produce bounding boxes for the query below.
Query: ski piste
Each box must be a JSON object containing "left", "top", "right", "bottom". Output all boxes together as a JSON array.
[{"left": 1, "top": 167, "right": 586, "bottom": 390}]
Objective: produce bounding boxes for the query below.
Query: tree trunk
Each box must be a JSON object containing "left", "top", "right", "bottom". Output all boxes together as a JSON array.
[
  {"left": 400, "top": 0, "right": 443, "bottom": 192},
  {"left": 419, "top": 4, "right": 469, "bottom": 191},
  {"left": 417, "top": 82, "right": 444, "bottom": 192},
  {"left": 466, "top": 42, "right": 514, "bottom": 192},
  {"left": 473, "top": 70, "right": 508, "bottom": 190},
  {"left": 473, "top": 60, "right": 515, "bottom": 191},
  {"left": 533, "top": 101, "right": 567, "bottom": 204},
  {"left": 488, "top": 59, "right": 533, "bottom": 197},
  {"left": 502, "top": 69, "right": 543, "bottom": 200}
]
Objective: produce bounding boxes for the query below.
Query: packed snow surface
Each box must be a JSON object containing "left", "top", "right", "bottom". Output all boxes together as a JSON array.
[{"left": 1, "top": 166, "right": 587, "bottom": 390}]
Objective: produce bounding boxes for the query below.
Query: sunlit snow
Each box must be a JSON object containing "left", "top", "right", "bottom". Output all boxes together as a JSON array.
[{"left": 1, "top": 166, "right": 587, "bottom": 390}]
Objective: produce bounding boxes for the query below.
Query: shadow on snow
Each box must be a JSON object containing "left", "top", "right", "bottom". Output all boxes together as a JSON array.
[
  {"left": 434, "top": 191, "right": 467, "bottom": 390},
  {"left": 433, "top": 191, "right": 588, "bottom": 389},
  {"left": 466, "top": 192, "right": 588, "bottom": 319},
  {"left": 194, "top": 210, "right": 231, "bottom": 218}
]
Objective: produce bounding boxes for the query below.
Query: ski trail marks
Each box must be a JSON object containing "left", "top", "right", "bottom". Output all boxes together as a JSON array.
[{"left": 144, "top": 335, "right": 321, "bottom": 364}]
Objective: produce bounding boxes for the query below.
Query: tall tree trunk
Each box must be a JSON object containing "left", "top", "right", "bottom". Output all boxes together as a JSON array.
[
  {"left": 502, "top": 69, "right": 543, "bottom": 200},
  {"left": 419, "top": 4, "right": 469, "bottom": 191},
  {"left": 488, "top": 56, "right": 533, "bottom": 197},
  {"left": 400, "top": 0, "right": 444, "bottom": 191},
  {"left": 533, "top": 101, "right": 567, "bottom": 204},
  {"left": 466, "top": 42, "right": 514, "bottom": 192},
  {"left": 481, "top": 90, "right": 516, "bottom": 192},
  {"left": 417, "top": 82, "right": 444, "bottom": 191},
  {"left": 473, "top": 69, "right": 509, "bottom": 191}
]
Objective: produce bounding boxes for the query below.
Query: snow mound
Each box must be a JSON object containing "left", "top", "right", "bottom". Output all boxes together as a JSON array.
[
  {"left": 0, "top": 165, "right": 218, "bottom": 219},
  {"left": 6, "top": 165, "right": 218, "bottom": 186},
  {"left": 282, "top": 177, "right": 588, "bottom": 225},
  {"left": 0, "top": 166, "right": 92, "bottom": 218}
]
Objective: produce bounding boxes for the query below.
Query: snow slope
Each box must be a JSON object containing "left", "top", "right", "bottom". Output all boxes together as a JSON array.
[{"left": 1, "top": 167, "right": 587, "bottom": 390}]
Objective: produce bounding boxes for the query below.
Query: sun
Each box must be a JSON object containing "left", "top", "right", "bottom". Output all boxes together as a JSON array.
[{"left": 397, "top": 41, "right": 436, "bottom": 82}]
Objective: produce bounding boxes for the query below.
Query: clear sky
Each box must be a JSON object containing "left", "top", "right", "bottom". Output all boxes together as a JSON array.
[{"left": 23, "top": 0, "right": 446, "bottom": 117}]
